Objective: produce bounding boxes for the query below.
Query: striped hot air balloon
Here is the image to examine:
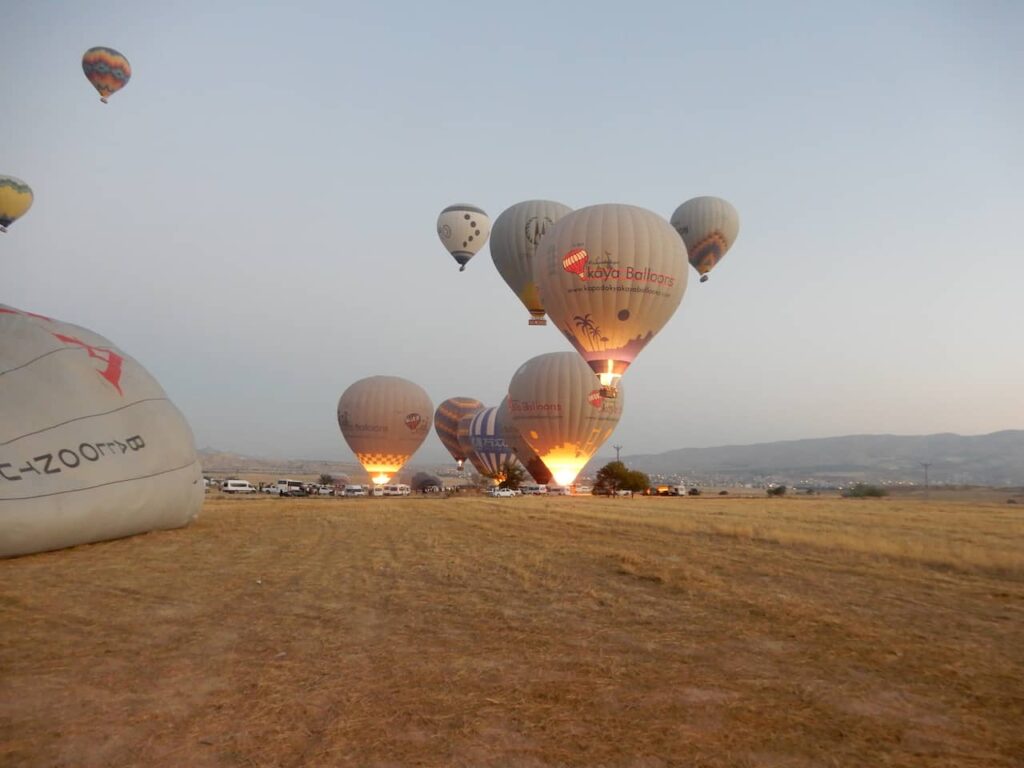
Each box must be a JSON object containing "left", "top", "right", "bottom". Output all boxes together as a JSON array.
[
  {"left": 434, "top": 396, "right": 484, "bottom": 470},
  {"left": 468, "top": 406, "right": 519, "bottom": 482},
  {"left": 82, "top": 47, "right": 132, "bottom": 103}
]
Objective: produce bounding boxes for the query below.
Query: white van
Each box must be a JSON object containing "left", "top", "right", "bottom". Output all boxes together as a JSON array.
[
  {"left": 344, "top": 485, "right": 367, "bottom": 497},
  {"left": 222, "top": 480, "right": 257, "bottom": 494},
  {"left": 276, "top": 479, "right": 307, "bottom": 497},
  {"left": 383, "top": 484, "right": 411, "bottom": 496},
  {"left": 520, "top": 484, "right": 547, "bottom": 495}
]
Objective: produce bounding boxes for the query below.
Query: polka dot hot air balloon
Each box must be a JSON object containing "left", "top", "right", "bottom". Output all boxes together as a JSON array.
[
  {"left": 0, "top": 175, "right": 33, "bottom": 233},
  {"left": 437, "top": 204, "right": 491, "bottom": 272},
  {"left": 82, "top": 47, "right": 132, "bottom": 103}
]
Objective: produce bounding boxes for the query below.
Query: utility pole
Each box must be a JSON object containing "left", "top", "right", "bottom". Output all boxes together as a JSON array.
[
  {"left": 613, "top": 445, "right": 622, "bottom": 463},
  {"left": 921, "top": 462, "right": 931, "bottom": 500}
]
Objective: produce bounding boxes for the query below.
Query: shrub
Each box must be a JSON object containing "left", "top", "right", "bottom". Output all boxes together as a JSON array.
[
  {"left": 843, "top": 484, "right": 889, "bottom": 498},
  {"left": 766, "top": 485, "right": 787, "bottom": 497}
]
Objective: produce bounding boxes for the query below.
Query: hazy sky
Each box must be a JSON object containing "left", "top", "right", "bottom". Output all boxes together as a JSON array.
[{"left": 3, "top": 1, "right": 1022, "bottom": 463}]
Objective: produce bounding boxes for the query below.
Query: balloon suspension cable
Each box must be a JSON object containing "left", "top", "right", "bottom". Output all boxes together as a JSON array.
[{"left": 700, "top": 274, "right": 709, "bottom": 282}]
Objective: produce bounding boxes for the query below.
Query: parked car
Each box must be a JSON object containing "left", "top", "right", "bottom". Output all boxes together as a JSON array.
[
  {"left": 344, "top": 485, "right": 367, "bottom": 497},
  {"left": 222, "top": 480, "right": 257, "bottom": 494},
  {"left": 491, "top": 487, "right": 516, "bottom": 497},
  {"left": 276, "top": 479, "right": 307, "bottom": 497}
]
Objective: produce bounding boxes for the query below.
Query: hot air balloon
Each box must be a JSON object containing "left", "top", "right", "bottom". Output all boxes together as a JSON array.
[
  {"left": 82, "top": 47, "right": 132, "bottom": 104},
  {"left": 1, "top": 305, "right": 203, "bottom": 558},
  {"left": 434, "top": 396, "right": 484, "bottom": 470},
  {"left": 507, "top": 351, "right": 624, "bottom": 488},
  {"left": 0, "top": 176, "right": 33, "bottom": 233},
  {"left": 337, "top": 376, "right": 432, "bottom": 485},
  {"left": 490, "top": 200, "right": 572, "bottom": 325},
  {"left": 496, "top": 398, "right": 552, "bottom": 485},
  {"left": 468, "top": 406, "right": 520, "bottom": 482},
  {"left": 534, "top": 204, "right": 688, "bottom": 398},
  {"left": 437, "top": 204, "right": 490, "bottom": 272},
  {"left": 455, "top": 412, "right": 490, "bottom": 476},
  {"left": 670, "top": 196, "right": 740, "bottom": 282}
]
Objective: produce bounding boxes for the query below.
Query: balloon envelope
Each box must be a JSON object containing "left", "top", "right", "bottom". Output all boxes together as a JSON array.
[
  {"left": 490, "top": 200, "right": 572, "bottom": 325},
  {"left": 1, "top": 305, "right": 203, "bottom": 558},
  {"left": 0, "top": 175, "right": 33, "bottom": 233},
  {"left": 670, "top": 196, "right": 740, "bottom": 282},
  {"left": 337, "top": 376, "right": 432, "bottom": 484},
  {"left": 534, "top": 204, "right": 688, "bottom": 395},
  {"left": 437, "top": 204, "right": 491, "bottom": 271},
  {"left": 455, "top": 412, "right": 490, "bottom": 476},
  {"left": 496, "top": 398, "right": 552, "bottom": 485},
  {"left": 434, "top": 396, "right": 484, "bottom": 470},
  {"left": 468, "top": 406, "right": 519, "bottom": 481},
  {"left": 82, "top": 47, "right": 131, "bottom": 103},
  {"left": 507, "top": 351, "right": 625, "bottom": 487}
]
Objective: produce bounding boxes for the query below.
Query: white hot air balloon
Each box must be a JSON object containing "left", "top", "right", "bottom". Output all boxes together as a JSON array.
[
  {"left": 437, "top": 204, "right": 491, "bottom": 272},
  {"left": 337, "top": 376, "right": 433, "bottom": 485},
  {"left": 507, "top": 351, "right": 624, "bottom": 488},
  {"left": 670, "top": 196, "right": 740, "bottom": 282},
  {"left": 490, "top": 199, "right": 572, "bottom": 325},
  {"left": 1, "top": 305, "right": 203, "bottom": 558},
  {"left": 468, "top": 406, "right": 519, "bottom": 482},
  {"left": 496, "top": 398, "right": 552, "bottom": 485},
  {"left": 534, "top": 204, "right": 688, "bottom": 397}
]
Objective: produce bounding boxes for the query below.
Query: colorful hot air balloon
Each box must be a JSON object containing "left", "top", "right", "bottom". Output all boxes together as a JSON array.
[
  {"left": 468, "top": 406, "right": 520, "bottom": 481},
  {"left": 434, "top": 396, "right": 484, "bottom": 470},
  {"left": 507, "top": 351, "right": 624, "bottom": 488},
  {"left": 534, "top": 204, "right": 688, "bottom": 397},
  {"left": 337, "top": 376, "right": 433, "bottom": 485},
  {"left": 437, "top": 204, "right": 490, "bottom": 272},
  {"left": 82, "top": 47, "right": 132, "bottom": 104},
  {"left": 490, "top": 200, "right": 572, "bottom": 325},
  {"left": 496, "top": 398, "right": 552, "bottom": 485},
  {"left": 0, "top": 176, "right": 33, "bottom": 233},
  {"left": 456, "top": 412, "right": 490, "bottom": 476},
  {"left": 670, "top": 196, "right": 740, "bottom": 282}
]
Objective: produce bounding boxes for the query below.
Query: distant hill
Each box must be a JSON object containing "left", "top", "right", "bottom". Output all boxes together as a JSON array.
[{"left": 605, "top": 431, "right": 1024, "bottom": 486}]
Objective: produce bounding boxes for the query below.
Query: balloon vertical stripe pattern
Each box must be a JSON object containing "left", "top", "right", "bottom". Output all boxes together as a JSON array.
[
  {"left": 468, "top": 406, "right": 519, "bottom": 480},
  {"left": 434, "top": 396, "right": 484, "bottom": 470},
  {"left": 82, "top": 47, "right": 132, "bottom": 103}
]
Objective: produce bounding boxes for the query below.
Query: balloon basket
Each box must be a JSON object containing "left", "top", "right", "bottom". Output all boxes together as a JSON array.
[
  {"left": 528, "top": 318, "right": 547, "bottom": 326},
  {"left": 700, "top": 274, "right": 709, "bottom": 282},
  {"left": 599, "top": 386, "right": 619, "bottom": 399}
]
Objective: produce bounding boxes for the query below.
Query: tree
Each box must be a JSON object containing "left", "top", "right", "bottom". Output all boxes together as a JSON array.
[
  {"left": 410, "top": 471, "right": 442, "bottom": 492},
  {"left": 766, "top": 485, "right": 787, "bottom": 496},
  {"left": 594, "top": 461, "right": 649, "bottom": 495},
  {"left": 318, "top": 473, "right": 335, "bottom": 486},
  {"left": 497, "top": 460, "right": 525, "bottom": 490}
]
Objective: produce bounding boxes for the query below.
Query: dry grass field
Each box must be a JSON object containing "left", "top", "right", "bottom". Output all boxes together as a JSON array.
[{"left": 2, "top": 494, "right": 1023, "bottom": 767}]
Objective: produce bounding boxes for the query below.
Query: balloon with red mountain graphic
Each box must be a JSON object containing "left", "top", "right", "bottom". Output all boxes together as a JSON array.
[{"left": 670, "top": 196, "right": 740, "bottom": 282}]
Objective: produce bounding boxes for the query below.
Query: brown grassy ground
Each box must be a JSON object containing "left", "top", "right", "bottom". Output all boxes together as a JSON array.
[{"left": 2, "top": 495, "right": 1022, "bottom": 767}]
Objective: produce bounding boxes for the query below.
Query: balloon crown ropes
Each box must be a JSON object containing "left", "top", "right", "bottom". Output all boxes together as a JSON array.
[
  {"left": 82, "top": 47, "right": 132, "bottom": 103},
  {"left": 0, "top": 176, "right": 33, "bottom": 233}
]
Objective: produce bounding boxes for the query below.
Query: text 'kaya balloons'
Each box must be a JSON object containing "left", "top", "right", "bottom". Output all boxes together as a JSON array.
[
  {"left": 337, "top": 376, "right": 432, "bottom": 485},
  {"left": 496, "top": 398, "right": 552, "bottom": 485},
  {"left": 0, "top": 305, "right": 203, "bottom": 558},
  {"left": 468, "top": 406, "right": 519, "bottom": 481},
  {"left": 670, "top": 196, "right": 740, "bottom": 282},
  {"left": 437, "top": 204, "right": 490, "bottom": 272},
  {"left": 434, "top": 396, "right": 484, "bottom": 470},
  {"left": 82, "top": 47, "right": 132, "bottom": 103},
  {"left": 0, "top": 176, "right": 33, "bottom": 233},
  {"left": 490, "top": 200, "right": 572, "bottom": 326},
  {"left": 507, "top": 351, "right": 624, "bottom": 488},
  {"left": 535, "top": 204, "right": 688, "bottom": 397}
]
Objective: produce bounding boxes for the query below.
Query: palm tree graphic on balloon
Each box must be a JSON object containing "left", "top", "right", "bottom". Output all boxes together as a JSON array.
[{"left": 574, "top": 314, "right": 608, "bottom": 346}]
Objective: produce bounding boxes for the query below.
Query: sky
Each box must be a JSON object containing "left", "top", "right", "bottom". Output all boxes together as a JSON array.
[{"left": 3, "top": 1, "right": 1022, "bottom": 463}]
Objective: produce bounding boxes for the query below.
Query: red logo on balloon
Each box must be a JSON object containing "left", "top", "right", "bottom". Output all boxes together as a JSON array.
[
  {"left": 404, "top": 413, "right": 422, "bottom": 431},
  {"left": 562, "top": 248, "right": 589, "bottom": 280},
  {"left": 587, "top": 390, "right": 603, "bottom": 408}
]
